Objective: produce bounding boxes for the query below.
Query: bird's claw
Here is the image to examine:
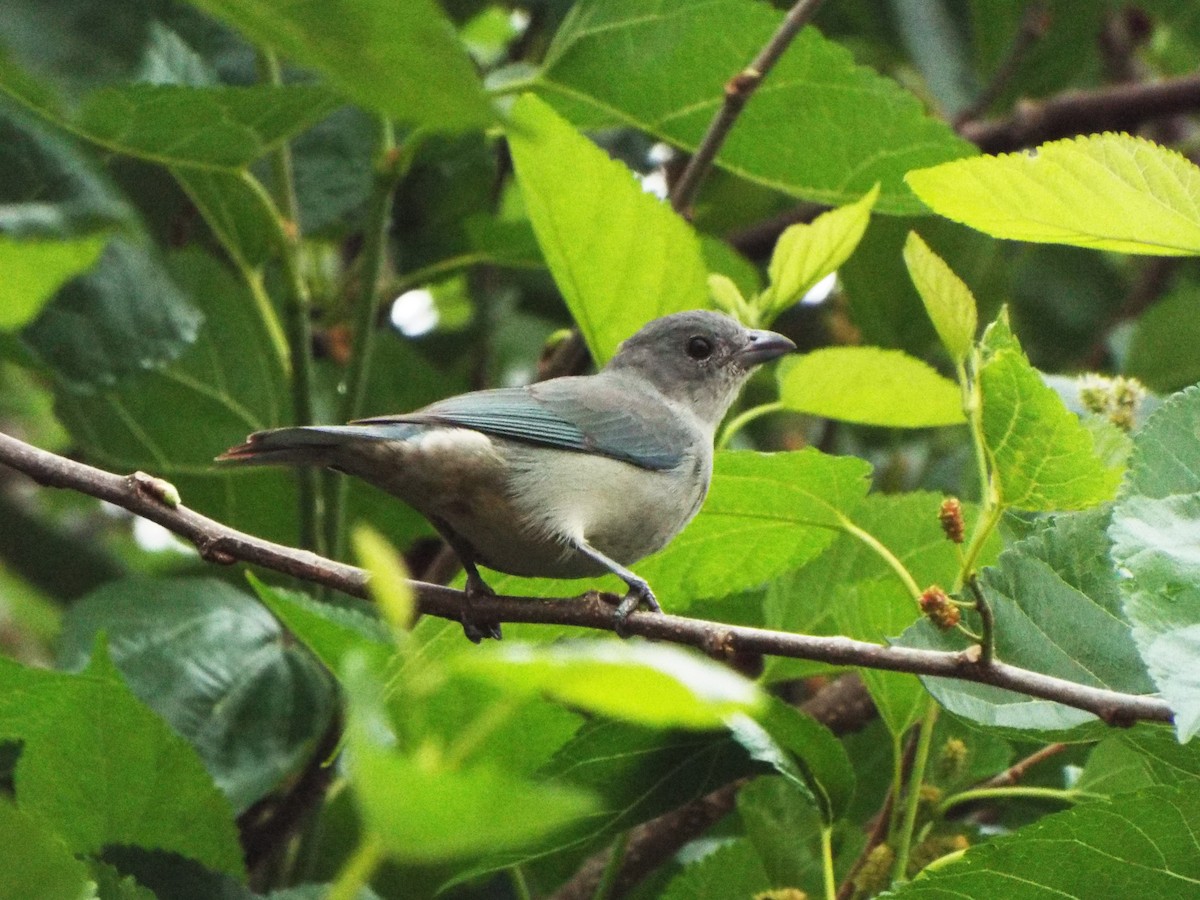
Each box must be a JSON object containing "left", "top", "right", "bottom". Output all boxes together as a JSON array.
[
  {"left": 613, "top": 580, "right": 660, "bottom": 638},
  {"left": 461, "top": 573, "right": 502, "bottom": 643}
]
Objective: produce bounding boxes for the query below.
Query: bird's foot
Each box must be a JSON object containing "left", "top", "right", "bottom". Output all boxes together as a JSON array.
[
  {"left": 613, "top": 578, "right": 661, "bottom": 638},
  {"left": 461, "top": 573, "right": 502, "bottom": 643}
]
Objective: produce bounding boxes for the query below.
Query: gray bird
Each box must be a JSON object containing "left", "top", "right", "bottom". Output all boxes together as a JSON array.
[{"left": 218, "top": 310, "right": 795, "bottom": 640}]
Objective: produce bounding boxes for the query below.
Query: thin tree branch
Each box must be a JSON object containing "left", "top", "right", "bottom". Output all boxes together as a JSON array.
[
  {"left": 958, "top": 72, "right": 1200, "bottom": 153},
  {"left": 0, "top": 430, "right": 1173, "bottom": 727},
  {"left": 976, "top": 741, "right": 1068, "bottom": 790},
  {"left": 953, "top": 1, "right": 1051, "bottom": 127},
  {"left": 668, "top": 0, "right": 828, "bottom": 214}
]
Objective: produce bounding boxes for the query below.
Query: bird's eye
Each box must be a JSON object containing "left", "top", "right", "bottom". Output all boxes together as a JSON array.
[{"left": 686, "top": 336, "right": 714, "bottom": 360}]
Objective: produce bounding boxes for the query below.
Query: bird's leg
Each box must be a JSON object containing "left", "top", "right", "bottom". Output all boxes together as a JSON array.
[
  {"left": 430, "top": 518, "right": 502, "bottom": 643},
  {"left": 570, "top": 539, "right": 661, "bottom": 637}
]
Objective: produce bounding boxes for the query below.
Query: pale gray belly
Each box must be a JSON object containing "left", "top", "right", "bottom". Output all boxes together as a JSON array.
[{"left": 329, "top": 429, "right": 709, "bottom": 580}]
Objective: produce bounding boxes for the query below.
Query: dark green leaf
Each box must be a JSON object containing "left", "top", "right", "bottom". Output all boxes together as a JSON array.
[
  {"left": 248, "top": 575, "right": 391, "bottom": 674},
  {"left": 1110, "top": 384, "right": 1200, "bottom": 740},
  {"left": 736, "top": 777, "right": 826, "bottom": 894},
  {"left": 21, "top": 237, "right": 204, "bottom": 390},
  {"left": 172, "top": 167, "right": 279, "bottom": 268},
  {"left": 183, "top": 0, "right": 495, "bottom": 132},
  {"left": 57, "top": 577, "right": 337, "bottom": 813},
  {"left": 883, "top": 784, "right": 1200, "bottom": 898},
  {"left": 904, "top": 507, "right": 1155, "bottom": 738},
  {"left": 660, "top": 838, "right": 771, "bottom": 900},
  {"left": 1078, "top": 723, "right": 1200, "bottom": 796},
  {"left": 0, "top": 645, "right": 243, "bottom": 877},
  {"left": 538, "top": 0, "right": 973, "bottom": 214}
]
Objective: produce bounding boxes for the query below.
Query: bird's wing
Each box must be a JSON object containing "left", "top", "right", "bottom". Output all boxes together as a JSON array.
[{"left": 354, "top": 380, "right": 691, "bottom": 471}]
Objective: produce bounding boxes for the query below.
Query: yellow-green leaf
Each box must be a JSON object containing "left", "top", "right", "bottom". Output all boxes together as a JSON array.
[
  {"left": 902, "top": 231, "right": 978, "bottom": 362},
  {"left": 906, "top": 133, "right": 1200, "bottom": 255},
  {"left": 759, "top": 184, "right": 879, "bottom": 321},
  {"left": 0, "top": 234, "right": 107, "bottom": 330},
  {"left": 778, "top": 347, "right": 965, "bottom": 427},
  {"left": 507, "top": 93, "right": 707, "bottom": 364},
  {"left": 352, "top": 525, "right": 415, "bottom": 636}
]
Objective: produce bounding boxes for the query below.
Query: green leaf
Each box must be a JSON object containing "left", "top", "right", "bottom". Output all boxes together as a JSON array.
[
  {"left": 838, "top": 580, "right": 927, "bottom": 737},
  {"left": 905, "top": 133, "right": 1200, "bottom": 255},
  {"left": 56, "top": 577, "right": 338, "bottom": 813},
  {"left": 183, "top": 0, "right": 494, "bottom": 133},
  {"left": 455, "top": 640, "right": 763, "bottom": 729},
  {"left": 883, "top": 784, "right": 1200, "bottom": 898},
  {"left": 778, "top": 347, "right": 965, "bottom": 428},
  {"left": 0, "top": 797, "right": 94, "bottom": 900},
  {"left": 1126, "top": 277, "right": 1200, "bottom": 392},
  {"left": 172, "top": 168, "right": 278, "bottom": 269},
  {"left": 457, "top": 722, "right": 754, "bottom": 887},
  {"left": 980, "top": 339, "right": 1122, "bottom": 510},
  {"left": 759, "top": 185, "right": 878, "bottom": 321},
  {"left": 660, "top": 838, "right": 771, "bottom": 900},
  {"left": 732, "top": 696, "right": 855, "bottom": 823},
  {"left": 736, "top": 777, "right": 827, "bottom": 893},
  {"left": 352, "top": 525, "right": 415, "bottom": 636},
  {"left": 0, "top": 233, "right": 107, "bottom": 330},
  {"left": 20, "top": 237, "right": 203, "bottom": 390},
  {"left": 1109, "top": 384, "right": 1200, "bottom": 740},
  {"left": 903, "top": 507, "right": 1155, "bottom": 738},
  {"left": 53, "top": 249, "right": 294, "bottom": 543},
  {"left": 1078, "top": 724, "right": 1200, "bottom": 796},
  {"left": 902, "top": 231, "right": 978, "bottom": 361},
  {"left": 507, "top": 93, "right": 707, "bottom": 364},
  {"left": 538, "top": 0, "right": 973, "bottom": 214},
  {"left": 0, "top": 646, "right": 243, "bottom": 877},
  {"left": 635, "top": 449, "right": 872, "bottom": 608},
  {"left": 60, "top": 578, "right": 340, "bottom": 816},
  {"left": 2, "top": 83, "right": 341, "bottom": 170},
  {"left": 342, "top": 654, "right": 597, "bottom": 864},
  {"left": 248, "top": 575, "right": 391, "bottom": 674}
]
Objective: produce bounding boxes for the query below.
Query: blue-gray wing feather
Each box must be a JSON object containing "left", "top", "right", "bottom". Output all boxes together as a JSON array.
[{"left": 354, "top": 378, "right": 689, "bottom": 471}]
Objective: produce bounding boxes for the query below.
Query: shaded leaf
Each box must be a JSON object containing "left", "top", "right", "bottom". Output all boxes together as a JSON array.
[
  {"left": 660, "top": 838, "right": 770, "bottom": 900},
  {"left": 21, "top": 237, "right": 203, "bottom": 391},
  {"left": 184, "top": 0, "right": 494, "bottom": 132},
  {"left": 538, "top": 0, "right": 973, "bottom": 214},
  {"left": 736, "top": 777, "right": 826, "bottom": 894},
  {"left": 57, "top": 577, "right": 337, "bottom": 813},
  {"left": 507, "top": 93, "right": 707, "bottom": 364},
  {"left": 778, "top": 347, "right": 966, "bottom": 428},
  {"left": 1079, "top": 723, "right": 1200, "bottom": 796},
  {"left": 906, "top": 133, "right": 1200, "bottom": 254}
]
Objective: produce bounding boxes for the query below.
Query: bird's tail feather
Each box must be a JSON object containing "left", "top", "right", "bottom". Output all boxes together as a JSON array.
[{"left": 215, "top": 425, "right": 396, "bottom": 467}]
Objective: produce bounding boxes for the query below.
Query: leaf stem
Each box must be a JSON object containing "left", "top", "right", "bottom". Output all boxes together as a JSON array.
[
  {"left": 837, "top": 514, "right": 923, "bottom": 601},
  {"left": 717, "top": 401, "right": 784, "bottom": 449},
  {"left": 965, "top": 573, "right": 995, "bottom": 665},
  {"left": 327, "top": 832, "right": 384, "bottom": 900},
  {"left": 892, "top": 700, "right": 939, "bottom": 884},
  {"left": 820, "top": 824, "right": 837, "bottom": 900},
  {"left": 257, "top": 47, "right": 322, "bottom": 554},
  {"left": 937, "top": 786, "right": 1102, "bottom": 816}
]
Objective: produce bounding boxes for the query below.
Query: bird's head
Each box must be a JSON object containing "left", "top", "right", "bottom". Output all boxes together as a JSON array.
[{"left": 605, "top": 310, "right": 796, "bottom": 429}]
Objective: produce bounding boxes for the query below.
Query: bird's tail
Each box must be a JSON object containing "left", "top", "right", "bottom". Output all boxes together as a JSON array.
[{"left": 215, "top": 425, "right": 395, "bottom": 467}]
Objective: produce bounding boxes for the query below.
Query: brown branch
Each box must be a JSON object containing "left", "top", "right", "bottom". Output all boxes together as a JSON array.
[
  {"left": 953, "top": 1, "right": 1051, "bottom": 127},
  {"left": 958, "top": 72, "right": 1200, "bottom": 153},
  {"left": 0, "top": 430, "right": 1173, "bottom": 727},
  {"left": 976, "top": 741, "right": 1068, "bottom": 790},
  {"left": 669, "top": 0, "right": 828, "bottom": 214}
]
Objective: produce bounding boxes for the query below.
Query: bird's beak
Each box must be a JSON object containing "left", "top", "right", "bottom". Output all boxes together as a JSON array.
[{"left": 736, "top": 328, "right": 796, "bottom": 367}]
